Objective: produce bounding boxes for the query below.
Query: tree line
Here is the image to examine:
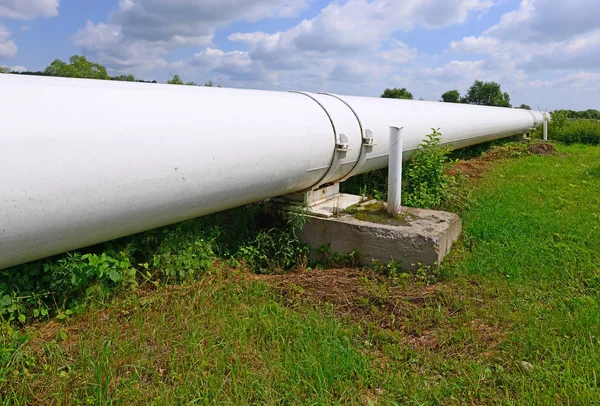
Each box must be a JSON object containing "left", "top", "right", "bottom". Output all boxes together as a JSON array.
[
  {"left": 1, "top": 55, "right": 215, "bottom": 86},
  {"left": 381, "top": 80, "right": 532, "bottom": 110}
]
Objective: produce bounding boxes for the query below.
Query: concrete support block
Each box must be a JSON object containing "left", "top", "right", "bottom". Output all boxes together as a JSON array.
[{"left": 298, "top": 206, "right": 462, "bottom": 269}]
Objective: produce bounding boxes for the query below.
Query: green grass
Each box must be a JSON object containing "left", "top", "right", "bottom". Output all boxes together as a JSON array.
[
  {"left": 1, "top": 143, "right": 599, "bottom": 405},
  {"left": 1, "top": 275, "right": 376, "bottom": 404}
]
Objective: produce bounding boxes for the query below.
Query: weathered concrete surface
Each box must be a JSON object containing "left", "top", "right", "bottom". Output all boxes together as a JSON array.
[{"left": 298, "top": 206, "right": 462, "bottom": 269}]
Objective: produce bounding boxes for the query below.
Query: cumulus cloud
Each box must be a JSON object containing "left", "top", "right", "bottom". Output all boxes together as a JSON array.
[
  {"left": 111, "top": 0, "right": 309, "bottom": 41},
  {"left": 0, "top": 24, "right": 17, "bottom": 59},
  {"left": 227, "top": 0, "right": 492, "bottom": 59},
  {"left": 196, "top": 0, "right": 485, "bottom": 88},
  {"left": 10, "top": 65, "right": 26, "bottom": 72},
  {"left": 450, "top": 0, "right": 600, "bottom": 74},
  {"left": 486, "top": 0, "right": 600, "bottom": 41},
  {"left": 72, "top": 0, "right": 310, "bottom": 72},
  {"left": 0, "top": 0, "right": 59, "bottom": 20},
  {"left": 189, "top": 48, "right": 266, "bottom": 82},
  {"left": 72, "top": 21, "right": 207, "bottom": 71}
]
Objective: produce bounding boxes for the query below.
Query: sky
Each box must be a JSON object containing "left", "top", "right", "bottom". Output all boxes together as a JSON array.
[{"left": 0, "top": 0, "right": 598, "bottom": 111}]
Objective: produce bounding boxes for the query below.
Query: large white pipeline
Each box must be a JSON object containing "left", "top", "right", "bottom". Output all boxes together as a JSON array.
[{"left": 0, "top": 75, "right": 543, "bottom": 269}]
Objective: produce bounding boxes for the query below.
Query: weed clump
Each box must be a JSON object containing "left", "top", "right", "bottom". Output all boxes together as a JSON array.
[{"left": 402, "top": 128, "right": 454, "bottom": 209}]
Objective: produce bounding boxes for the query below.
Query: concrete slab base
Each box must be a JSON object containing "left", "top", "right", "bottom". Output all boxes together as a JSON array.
[{"left": 298, "top": 201, "right": 462, "bottom": 270}]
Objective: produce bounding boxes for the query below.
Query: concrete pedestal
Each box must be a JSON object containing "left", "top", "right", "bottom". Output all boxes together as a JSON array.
[{"left": 298, "top": 203, "right": 462, "bottom": 269}]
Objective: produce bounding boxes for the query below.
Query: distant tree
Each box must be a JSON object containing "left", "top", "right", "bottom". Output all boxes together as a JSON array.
[
  {"left": 0, "top": 66, "right": 9, "bottom": 73},
  {"left": 44, "top": 55, "right": 110, "bottom": 80},
  {"left": 381, "top": 87, "right": 413, "bottom": 100},
  {"left": 463, "top": 80, "right": 511, "bottom": 108},
  {"left": 518, "top": 104, "right": 532, "bottom": 110},
  {"left": 441, "top": 90, "right": 461, "bottom": 103},
  {"left": 167, "top": 74, "right": 184, "bottom": 85},
  {"left": 185, "top": 81, "right": 197, "bottom": 86},
  {"left": 558, "top": 109, "right": 600, "bottom": 120},
  {"left": 114, "top": 74, "right": 136, "bottom": 82},
  {"left": 583, "top": 109, "right": 600, "bottom": 120},
  {"left": 204, "top": 80, "right": 213, "bottom": 87}
]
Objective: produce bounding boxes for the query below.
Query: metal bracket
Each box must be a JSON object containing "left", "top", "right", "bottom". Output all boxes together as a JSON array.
[
  {"left": 335, "top": 133, "right": 349, "bottom": 152},
  {"left": 362, "top": 129, "right": 374, "bottom": 147}
]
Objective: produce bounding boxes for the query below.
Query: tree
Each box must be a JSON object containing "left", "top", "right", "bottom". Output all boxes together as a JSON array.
[
  {"left": 185, "top": 81, "right": 197, "bottom": 86},
  {"left": 167, "top": 74, "right": 184, "bottom": 85},
  {"left": 463, "top": 80, "right": 511, "bottom": 107},
  {"left": 0, "top": 67, "right": 9, "bottom": 74},
  {"left": 518, "top": 104, "right": 532, "bottom": 110},
  {"left": 381, "top": 87, "right": 413, "bottom": 100},
  {"left": 44, "top": 55, "right": 110, "bottom": 80},
  {"left": 204, "top": 80, "right": 213, "bottom": 87},
  {"left": 114, "top": 74, "right": 136, "bottom": 82},
  {"left": 441, "top": 90, "right": 461, "bottom": 103}
]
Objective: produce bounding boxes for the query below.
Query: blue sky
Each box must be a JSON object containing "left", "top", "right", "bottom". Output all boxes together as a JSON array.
[{"left": 1, "top": 0, "right": 599, "bottom": 110}]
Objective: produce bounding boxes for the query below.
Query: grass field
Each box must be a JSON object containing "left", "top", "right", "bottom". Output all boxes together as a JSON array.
[{"left": 1, "top": 143, "right": 599, "bottom": 405}]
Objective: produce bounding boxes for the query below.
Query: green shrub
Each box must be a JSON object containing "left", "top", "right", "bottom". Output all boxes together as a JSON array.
[
  {"left": 554, "top": 120, "right": 600, "bottom": 145},
  {"left": 402, "top": 128, "right": 454, "bottom": 209},
  {"left": 546, "top": 110, "right": 569, "bottom": 139},
  {"left": 543, "top": 111, "right": 600, "bottom": 145}
]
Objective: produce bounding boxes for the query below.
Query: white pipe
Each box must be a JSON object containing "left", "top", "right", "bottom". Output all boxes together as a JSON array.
[
  {"left": 0, "top": 75, "right": 544, "bottom": 269},
  {"left": 387, "top": 127, "right": 403, "bottom": 216},
  {"left": 543, "top": 118, "right": 548, "bottom": 141}
]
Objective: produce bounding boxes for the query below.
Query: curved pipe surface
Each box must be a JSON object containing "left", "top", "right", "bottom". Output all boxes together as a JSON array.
[{"left": 0, "top": 75, "right": 542, "bottom": 269}]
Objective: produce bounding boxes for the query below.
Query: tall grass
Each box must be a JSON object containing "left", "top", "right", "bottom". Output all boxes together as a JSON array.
[
  {"left": 545, "top": 111, "right": 600, "bottom": 145},
  {"left": 554, "top": 119, "right": 600, "bottom": 145}
]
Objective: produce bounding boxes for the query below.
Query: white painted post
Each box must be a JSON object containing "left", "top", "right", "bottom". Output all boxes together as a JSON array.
[
  {"left": 388, "top": 126, "right": 403, "bottom": 216},
  {"left": 543, "top": 117, "right": 548, "bottom": 141}
]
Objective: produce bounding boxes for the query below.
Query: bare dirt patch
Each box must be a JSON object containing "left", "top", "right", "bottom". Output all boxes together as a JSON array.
[
  {"left": 446, "top": 142, "right": 558, "bottom": 179},
  {"left": 255, "top": 269, "right": 432, "bottom": 325},
  {"left": 527, "top": 142, "right": 557, "bottom": 155},
  {"left": 253, "top": 268, "right": 505, "bottom": 354}
]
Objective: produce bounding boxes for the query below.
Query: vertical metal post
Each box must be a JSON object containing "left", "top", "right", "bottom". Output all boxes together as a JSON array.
[
  {"left": 543, "top": 117, "right": 548, "bottom": 141},
  {"left": 388, "top": 126, "right": 403, "bottom": 216}
]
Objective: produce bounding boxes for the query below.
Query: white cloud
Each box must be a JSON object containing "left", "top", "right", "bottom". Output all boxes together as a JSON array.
[
  {"left": 190, "top": 47, "right": 265, "bottom": 82},
  {"left": 381, "top": 41, "right": 419, "bottom": 64},
  {"left": 229, "top": 0, "right": 493, "bottom": 58},
  {"left": 451, "top": 0, "right": 600, "bottom": 73},
  {"left": 486, "top": 0, "right": 600, "bottom": 41},
  {"left": 72, "top": 0, "right": 310, "bottom": 72},
  {"left": 0, "top": 24, "right": 17, "bottom": 59},
  {"left": 0, "top": 0, "right": 59, "bottom": 20},
  {"left": 72, "top": 21, "right": 207, "bottom": 71},
  {"left": 449, "top": 36, "right": 500, "bottom": 53},
  {"left": 10, "top": 65, "right": 26, "bottom": 72},
  {"left": 199, "top": 0, "right": 488, "bottom": 89},
  {"left": 111, "top": 0, "right": 309, "bottom": 41}
]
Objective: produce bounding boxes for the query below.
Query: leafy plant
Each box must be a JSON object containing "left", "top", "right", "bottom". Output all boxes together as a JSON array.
[
  {"left": 314, "top": 244, "right": 361, "bottom": 269},
  {"left": 238, "top": 207, "right": 308, "bottom": 274},
  {"left": 402, "top": 128, "right": 454, "bottom": 209},
  {"left": 0, "top": 249, "right": 138, "bottom": 325}
]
